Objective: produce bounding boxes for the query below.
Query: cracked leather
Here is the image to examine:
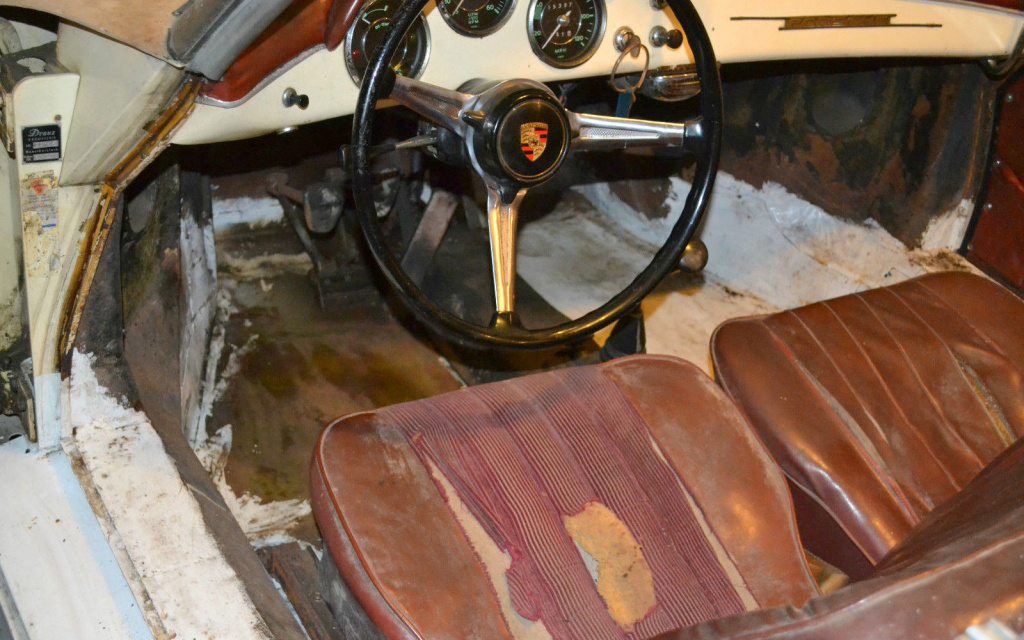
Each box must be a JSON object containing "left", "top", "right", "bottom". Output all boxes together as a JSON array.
[{"left": 310, "top": 355, "right": 818, "bottom": 638}]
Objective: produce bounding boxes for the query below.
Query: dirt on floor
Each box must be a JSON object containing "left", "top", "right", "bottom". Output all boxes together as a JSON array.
[{"left": 207, "top": 231, "right": 462, "bottom": 544}]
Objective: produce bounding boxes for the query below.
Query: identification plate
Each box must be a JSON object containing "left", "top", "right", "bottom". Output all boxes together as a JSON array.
[{"left": 21, "top": 124, "right": 61, "bottom": 163}]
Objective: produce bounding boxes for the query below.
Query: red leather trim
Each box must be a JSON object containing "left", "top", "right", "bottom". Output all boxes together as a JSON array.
[
  {"left": 202, "top": 0, "right": 336, "bottom": 104},
  {"left": 966, "top": 0, "right": 1024, "bottom": 11},
  {"left": 311, "top": 413, "right": 514, "bottom": 639},
  {"left": 326, "top": 0, "right": 363, "bottom": 50},
  {"left": 652, "top": 446, "right": 1024, "bottom": 638},
  {"left": 969, "top": 74, "right": 1024, "bottom": 289},
  {"left": 309, "top": 355, "right": 818, "bottom": 637},
  {"left": 712, "top": 272, "right": 1024, "bottom": 570}
]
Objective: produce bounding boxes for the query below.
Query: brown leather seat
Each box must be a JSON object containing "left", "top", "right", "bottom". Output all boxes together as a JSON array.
[
  {"left": 655, "top": 437, "right": 1024, "bottom": 640},
  {"left": 711, "top": 271, "right": 1024, "bottom": 575},
  {"left": 310, "top": 355, "right": 819, "bottom": 639}
]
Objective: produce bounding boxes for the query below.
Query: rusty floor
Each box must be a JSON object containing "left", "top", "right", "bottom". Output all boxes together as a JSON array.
[{"left": 206, "top": 226, "right": 463, "bottom": 545}]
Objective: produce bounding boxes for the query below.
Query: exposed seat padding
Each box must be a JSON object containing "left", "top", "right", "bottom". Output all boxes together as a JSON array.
[{"left": 311, "top": 355, "right": 819, "bottom": 639}]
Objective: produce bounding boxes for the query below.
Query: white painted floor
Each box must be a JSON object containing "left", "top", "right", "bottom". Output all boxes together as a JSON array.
[
  {"left": 519, "top": 173, "right": 977, "bottom": 373},
  {"left": 67, "top": 350, "right": 272, "bottom": 640}
]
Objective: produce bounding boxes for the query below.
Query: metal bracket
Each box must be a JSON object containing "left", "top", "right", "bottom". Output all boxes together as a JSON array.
[{"left": 0, "top": 43, "right": 67, "bottom": 154}]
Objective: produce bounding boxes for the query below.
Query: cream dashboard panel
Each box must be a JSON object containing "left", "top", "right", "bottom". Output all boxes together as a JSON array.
[{"left": 172, "top": 0, "right": 1024, "bottom": 145}]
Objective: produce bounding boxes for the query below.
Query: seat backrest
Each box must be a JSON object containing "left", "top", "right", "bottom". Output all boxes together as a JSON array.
[{"left": 711, "top": 272, "right": 1024, "bottom": 570}]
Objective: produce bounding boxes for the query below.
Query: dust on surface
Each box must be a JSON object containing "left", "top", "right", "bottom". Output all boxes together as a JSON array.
[
  {"left": 563, "top": 502, "right": 656, "bottom": 631},
  {"left": 908, "top": 249, "right": 974, "bottom": 273}
]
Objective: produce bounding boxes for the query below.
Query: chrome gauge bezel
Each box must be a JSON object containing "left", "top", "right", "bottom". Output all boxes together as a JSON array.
[
  {"left": 526, "top": 0, "right": 606, "bottom": 69},
  {"left": 344, "top": 1, "right": 432, "bottom": 85},
  {"left": 437, "top": 0, "right": 517, "bottom": 37}
]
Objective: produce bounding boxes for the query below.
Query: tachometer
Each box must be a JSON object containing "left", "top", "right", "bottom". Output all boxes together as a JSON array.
[
  {"left": 438, "top": 0, "right": 516, "bottom": 37},
  {"left": 527, "top": 0, "right": 605, "bottom": 69},
  {"left": 345, "top": 0, "right": 431, "bottom": 84}
]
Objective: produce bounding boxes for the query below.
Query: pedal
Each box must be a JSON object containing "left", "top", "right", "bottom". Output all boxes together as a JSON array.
[{"left": 303, "top": 181, "right": 345, "bottom": 234}]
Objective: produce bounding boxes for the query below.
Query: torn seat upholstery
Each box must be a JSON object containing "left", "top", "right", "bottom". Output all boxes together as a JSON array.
[
  {"left": 310, "top": 355, "right": 819, "bottom": 639},
  {"left": 711, "top": 272, "right": 1024, "bottom": 575}
]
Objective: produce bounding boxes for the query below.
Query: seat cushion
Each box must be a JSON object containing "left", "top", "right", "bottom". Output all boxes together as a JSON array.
[
  {"left": 711, "top": 271, "right": 1024, "bottom": 569},
  {"left": 311, "top": 355, "right": 818, "bottom": 640}
]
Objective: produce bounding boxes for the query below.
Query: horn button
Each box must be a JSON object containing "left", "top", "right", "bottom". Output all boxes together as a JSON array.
[{"left": 474, "top": 90, "right": 570, "bottom": 188}]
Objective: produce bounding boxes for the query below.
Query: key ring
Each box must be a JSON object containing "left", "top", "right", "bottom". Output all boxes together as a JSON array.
[{"left": 609, "top": 40, "right": 650, "bottom": 93}]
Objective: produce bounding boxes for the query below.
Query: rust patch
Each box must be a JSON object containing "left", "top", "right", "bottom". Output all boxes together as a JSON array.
[
  {"left": 209, "top": 273, "right": 462, "bottom": 543},
  {"left": 563, "top": 502, "right": 656, "bottom": 631},
  {"left": 722, "top": 63, "right": 993, "bottom": 247},
  {"left": 908, "top": 250, "right": 973, "bottom": 273}
]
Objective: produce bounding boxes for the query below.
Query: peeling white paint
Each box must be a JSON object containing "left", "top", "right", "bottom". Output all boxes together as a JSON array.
[
  {"left": 180, "top": 211, "right": 219, "bottom": 451},
  {"left": 70, "top": 350, "right": 271, "bottom": 640},
  {"left": 194, "top": 425, "right": 312, "bottom": 548},
  {"left": 190, "top": 283, "right": 311, "bottom": 547},
  {"left": 217, "top": 252, "right": 314, "bottom": 280},
  {"left": 920, "top": 199, "right": 973, "bottom": 251},
  {"left": 189, "top": 285, "right": 238, "bottom": 445},
  {"left": 212, "top": 196, "right": 284, "bottom": 233}
]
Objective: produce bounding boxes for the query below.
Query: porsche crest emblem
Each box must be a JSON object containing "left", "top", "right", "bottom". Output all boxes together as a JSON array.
[{"left": 520, "top": 122, "right": 548, "bottom": 162}]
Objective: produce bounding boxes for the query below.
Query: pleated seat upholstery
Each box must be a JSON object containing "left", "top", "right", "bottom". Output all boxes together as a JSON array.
[
  {"left": 311, "top": 355, "right": 819, "bottom": 639},
  {"left": 711, "top": 271, "right": 1024, "bottom": 573}
]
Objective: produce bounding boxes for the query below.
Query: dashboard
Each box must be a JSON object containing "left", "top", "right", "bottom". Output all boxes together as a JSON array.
[{"left": 171, "top": 0, "right": 1024, "bottom": 145}]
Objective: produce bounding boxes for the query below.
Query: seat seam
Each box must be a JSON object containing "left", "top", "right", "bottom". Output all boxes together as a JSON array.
[
  {"left": 821, "top": 296, "right": 959, "bottom": 503},
  {"left": 759, "top": 316, "right": 919, "bottom": 523},
  {"left": 883, "top": 287, "right": 1005, "bottom": 463},
  {"left": 908, "top": 278, "right": 1024, "bottom": 436},
  {"left": 851, "top": 292, "right": 968, "bottom": 490},
  {"left": 784, "top": 310, "right": 890, "bottom": 446},
  {"left": 912, "top": 278, "right": 1024, "bottom": 385}
]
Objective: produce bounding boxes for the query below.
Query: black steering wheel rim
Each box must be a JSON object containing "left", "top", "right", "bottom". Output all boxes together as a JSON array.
[{"left": 351, "top": 0, "right": 723, "bottom": 350}]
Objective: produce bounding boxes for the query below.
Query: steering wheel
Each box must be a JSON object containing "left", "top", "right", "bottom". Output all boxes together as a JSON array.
[{"left": 351, "top": 0, "right": 722, "bottom": 350}]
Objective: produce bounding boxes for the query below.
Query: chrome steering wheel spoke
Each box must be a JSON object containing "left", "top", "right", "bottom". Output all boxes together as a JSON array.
[
  {"left": 390, "top": 75, "right": 475, "bottom": 136},
  {"left": 486, "top": 185, "right": 527, "bottom": 319},
  {"left": 568, "top": 112, "right": 704, "bottom": 155}
]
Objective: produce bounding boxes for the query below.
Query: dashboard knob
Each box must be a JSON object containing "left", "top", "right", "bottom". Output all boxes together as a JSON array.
[
  {"left": 650, "top": 26, "right": 683, "bottom": 49},
  {"left": 282, "top": 88, "right": 309, "bottom": 110}
]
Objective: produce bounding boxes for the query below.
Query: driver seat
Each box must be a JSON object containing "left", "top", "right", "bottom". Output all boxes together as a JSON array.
[{"left": 310, "top": 355, "right": 820, "bottom": 638}]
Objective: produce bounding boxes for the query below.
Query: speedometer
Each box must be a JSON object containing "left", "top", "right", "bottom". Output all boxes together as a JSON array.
[
  {"left": 438, "top": 0, "right": 516, "bottom": 37},
  {"left": 527, "top": 0, "right": 605, "bottom": 69},
  {"left": 345, "top": 0, "right": 431, "bottom": 85}
]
